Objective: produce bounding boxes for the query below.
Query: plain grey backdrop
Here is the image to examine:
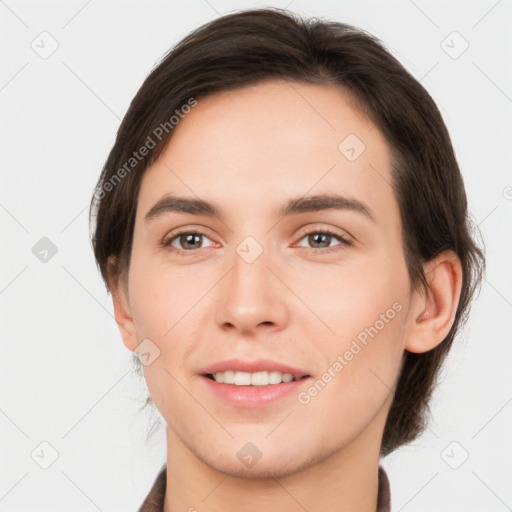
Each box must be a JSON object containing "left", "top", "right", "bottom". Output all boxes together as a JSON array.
[{"left": 1, "top": 0, "right": 511, "bottom": 510}]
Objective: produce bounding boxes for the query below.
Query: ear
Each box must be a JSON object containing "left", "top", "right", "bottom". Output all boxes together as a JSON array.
[
  {"left": 405, "top": 250, "right": 463, "bottom": 353},
  {"left": 107, "top": 256, "right": 138, "bottom": 352}
]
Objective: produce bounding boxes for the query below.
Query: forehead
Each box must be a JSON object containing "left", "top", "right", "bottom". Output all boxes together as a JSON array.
[{"left": 136, "top": 80, "right": 396, "bottom": 225}]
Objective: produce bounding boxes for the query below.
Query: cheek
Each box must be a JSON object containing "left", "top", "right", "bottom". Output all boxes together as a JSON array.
[
  {"left": 127, "top": 250, "right": 205, "bottom": 339},
  {"left": 296, "top": 281, "right": 407, "bottom": 441},
  {"left": 300, "top": 248, "right": 409, "bottom": 400},
  {"left": 294, "top": 246, "right": 409, "bottom": 343},
  {"left": 126, "top": 255, "right": 209, "bottom": 408}
]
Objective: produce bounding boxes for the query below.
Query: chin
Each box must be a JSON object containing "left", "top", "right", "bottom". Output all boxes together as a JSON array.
[
  {"left": 192, "top": 436, "right": 329, "bottom": 480},
  {"left": 203, "top": 452, "right": 309, "bottom": 480}
]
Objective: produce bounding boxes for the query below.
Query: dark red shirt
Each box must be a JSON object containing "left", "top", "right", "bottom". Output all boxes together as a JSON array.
[{"left": 137, "top": 465, "right": 391, "bottom": 512}]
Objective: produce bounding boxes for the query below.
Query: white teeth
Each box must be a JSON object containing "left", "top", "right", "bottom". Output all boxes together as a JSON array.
[
  {"left": 251, "top": 371, "right": 269, "bottom": 386},
  {"left": 234, "top": 371, "right": 251, "bottom": 386},
  {"left": 223, "top": 370, "right": 235, "bottom": 384},
  {"left": 212, "top": 370, "right": 296, "bottom": 386}
]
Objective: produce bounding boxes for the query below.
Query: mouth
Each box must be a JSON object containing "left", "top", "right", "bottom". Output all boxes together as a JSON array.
[
  {"left": 198, "top": 358, "right": 311, "bottom": 384},
  {"left": 198, "top": 359, "right": 312, "bottom": 407}
]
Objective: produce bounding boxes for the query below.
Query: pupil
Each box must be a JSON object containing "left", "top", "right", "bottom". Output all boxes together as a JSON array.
[
  {"left": 311, "top": 233, "right": 329, "bottom": 248},
  {"left": 184, "top": 234, "right": 200, "bottom": 249}
]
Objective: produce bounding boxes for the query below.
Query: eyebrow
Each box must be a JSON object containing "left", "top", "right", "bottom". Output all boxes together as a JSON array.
[{"left": 144, "top": 193, "right": 375, "bottom": 223}]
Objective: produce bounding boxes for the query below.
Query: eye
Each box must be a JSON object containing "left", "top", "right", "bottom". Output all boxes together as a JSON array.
[
  {"left": 295, "top": 228, "right": 352, "bottom": 253},
  {"left": 161, "top": 227, "right": 352, "bottom": 254},
  {"left": 162, "top": 229, "right": 215, "bottom": 252}
]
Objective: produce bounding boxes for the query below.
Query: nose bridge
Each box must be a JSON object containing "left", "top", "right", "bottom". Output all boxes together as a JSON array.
[{"left": 215, "top": 233, "right": 288, "bottom": 332}]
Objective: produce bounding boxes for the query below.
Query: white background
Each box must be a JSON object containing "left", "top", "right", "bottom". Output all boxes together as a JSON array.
[{"left": 1, "top": 0, "right": 511, "bottom": 510}]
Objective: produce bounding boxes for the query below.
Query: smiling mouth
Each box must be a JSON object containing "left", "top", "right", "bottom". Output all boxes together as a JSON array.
[{"left": 204, "top": 371, "right": 310, "bottom": 386}]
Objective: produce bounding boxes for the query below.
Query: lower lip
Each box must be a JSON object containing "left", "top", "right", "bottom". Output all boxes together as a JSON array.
[{"left": 200, "top": 375, "right": 311, "bottom": 408}]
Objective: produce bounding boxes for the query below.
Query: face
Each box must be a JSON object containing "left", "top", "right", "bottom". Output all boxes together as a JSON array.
[{"left": 118, "top": 80, "right": 415, "bottom": 478}]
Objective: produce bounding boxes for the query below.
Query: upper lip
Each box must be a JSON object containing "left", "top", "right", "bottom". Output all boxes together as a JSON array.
[{"left": 199, "top": 358, "right": 310, "bottom": 379}]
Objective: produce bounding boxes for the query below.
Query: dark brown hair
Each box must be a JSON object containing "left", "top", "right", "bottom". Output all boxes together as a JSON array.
[{"left": 89, "top": 7, "right": 484, "bottom": 455}]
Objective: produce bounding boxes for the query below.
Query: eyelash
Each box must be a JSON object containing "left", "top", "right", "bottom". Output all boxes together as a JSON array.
[{"left": 161, "top": 227, "right": 352, "bottom": 255}]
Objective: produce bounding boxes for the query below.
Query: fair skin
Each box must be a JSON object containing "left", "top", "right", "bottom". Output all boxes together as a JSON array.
[{"left": 109, "top": 80, "right": 462, "bottom": 512}]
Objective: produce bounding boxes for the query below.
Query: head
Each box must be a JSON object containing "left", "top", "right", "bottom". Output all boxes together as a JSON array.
[{"left": 89, "top": 7, "right": 484, "bottom": 470}]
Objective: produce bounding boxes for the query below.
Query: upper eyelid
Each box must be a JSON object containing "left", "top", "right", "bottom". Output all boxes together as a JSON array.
[
  {"left": 163, "top": 226, "right": 213, "bottom": 242},
  {"left": 295, "top": 225, "right": 352, "bottom": 240},
  {"left": 163, "top": 225, "right": 349, "bottom": 239}
]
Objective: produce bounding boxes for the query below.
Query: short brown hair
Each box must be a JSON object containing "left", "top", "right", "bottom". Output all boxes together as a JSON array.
[{"left": 89, "top": 7, "right": 484, "bottom": 455}]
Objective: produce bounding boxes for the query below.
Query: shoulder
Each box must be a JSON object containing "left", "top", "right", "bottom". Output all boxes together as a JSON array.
[{"left": 137, "top": 465, "right": 167, "bottom": 512}]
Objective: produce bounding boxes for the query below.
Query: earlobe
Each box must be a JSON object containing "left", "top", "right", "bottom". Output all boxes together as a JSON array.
[
  {"left": 405, "top": 250, "right": 463, "bottom": 354},
  {"left": 107, "top": 257, "right": 139, "bottom": 352}
]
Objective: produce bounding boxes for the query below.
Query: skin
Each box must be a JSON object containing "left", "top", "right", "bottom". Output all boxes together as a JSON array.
[{"left": 109, "top": 80, "right": 462, "bottom": 512}]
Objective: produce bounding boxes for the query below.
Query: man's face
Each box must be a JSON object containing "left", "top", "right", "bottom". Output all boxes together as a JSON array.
[{"left": 120, "top": 80, "right": 414, "bottom": 477}]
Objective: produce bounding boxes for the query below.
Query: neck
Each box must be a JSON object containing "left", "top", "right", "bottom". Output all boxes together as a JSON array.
[{"left": 163, "top": 409, "right": 386, "bottom": 512}]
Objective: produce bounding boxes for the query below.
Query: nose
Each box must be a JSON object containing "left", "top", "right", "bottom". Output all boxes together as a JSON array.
[{"left": 214, "top": 241, "right": 290, "bottom": 335}]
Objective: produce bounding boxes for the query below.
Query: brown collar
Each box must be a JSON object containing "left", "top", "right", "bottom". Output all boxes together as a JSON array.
[{"left": 138, "top": 464, "right": 391, "bottom": 512}]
